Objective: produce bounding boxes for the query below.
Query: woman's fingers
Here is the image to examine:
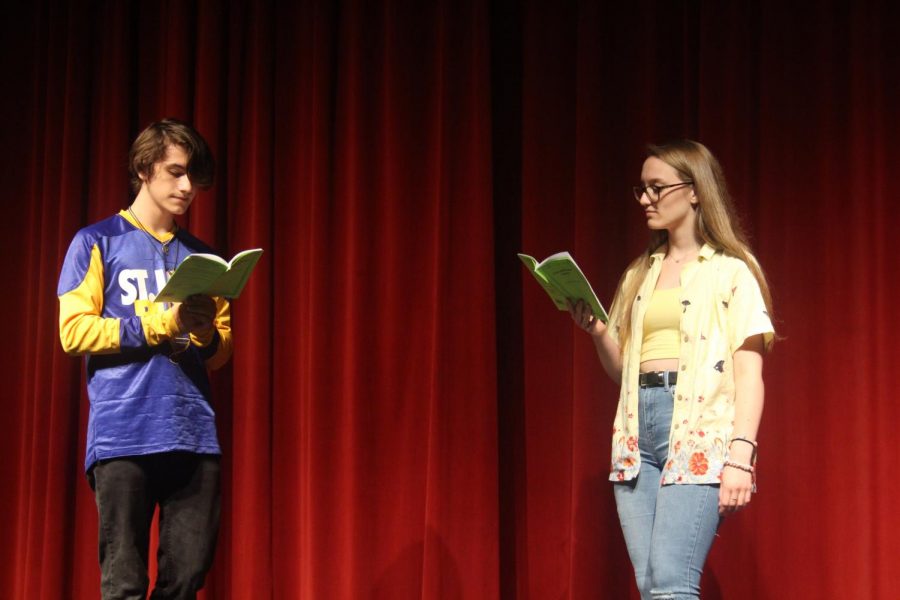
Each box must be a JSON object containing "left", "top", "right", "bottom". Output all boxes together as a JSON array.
[
  {"left": 719, "top": 482, "right": 752, "bottom": 516},
  {"left": 568, "top": 299, "right": 585, "bottom": 326},
  {"left": 578, "top": 304, "right": 591, "bottom": 330},
  {"left": 567, "top": 298, "right": 603, "bottom": 335}
]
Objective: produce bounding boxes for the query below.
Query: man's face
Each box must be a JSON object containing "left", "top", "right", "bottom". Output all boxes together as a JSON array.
[{"left": 140, "top": 144, "right": 197, "bottom": 216}]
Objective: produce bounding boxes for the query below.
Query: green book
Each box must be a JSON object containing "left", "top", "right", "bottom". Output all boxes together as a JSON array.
[
  {"left": 518, "top": 251, "right": 608, "bottom": 323},
  {"left": 154, "top": 248, "right": 264, "bottom": 303}
]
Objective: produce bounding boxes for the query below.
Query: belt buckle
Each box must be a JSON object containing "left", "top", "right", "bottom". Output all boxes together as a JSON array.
[{"left": 640, "top": 371, "right": 663, "bottom": 388}]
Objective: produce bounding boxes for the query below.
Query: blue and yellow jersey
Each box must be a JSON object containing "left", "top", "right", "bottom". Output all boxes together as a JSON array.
[{"left": 58, "top": 210, "right": 232, "bottom": 472}]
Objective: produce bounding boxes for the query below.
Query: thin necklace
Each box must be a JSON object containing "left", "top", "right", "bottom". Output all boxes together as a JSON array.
[
  {"left": 127, "top": 206, "right": 180, "bottom": 276},
  {"left": 667, "top": 248, "right": 699, "bottom": 264}
]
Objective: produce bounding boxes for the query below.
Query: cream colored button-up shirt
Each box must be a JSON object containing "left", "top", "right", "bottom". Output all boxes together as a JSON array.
[{"left": 607, "top": 245, "right": 774, "bottom": 485}]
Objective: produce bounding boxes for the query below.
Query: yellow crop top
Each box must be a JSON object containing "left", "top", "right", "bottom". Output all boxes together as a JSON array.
[{"left": 640, "top": 287, "right": 681, "bottom": 362}]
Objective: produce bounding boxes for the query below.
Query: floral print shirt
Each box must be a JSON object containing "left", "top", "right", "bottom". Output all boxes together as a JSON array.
[{"left": 606, "top": 245, "right": 774, "bottom": 485}]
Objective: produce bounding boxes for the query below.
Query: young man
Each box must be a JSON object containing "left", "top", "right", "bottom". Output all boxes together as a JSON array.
[{"left": 58, "top": 119, "right": 232, "bottom": 599}]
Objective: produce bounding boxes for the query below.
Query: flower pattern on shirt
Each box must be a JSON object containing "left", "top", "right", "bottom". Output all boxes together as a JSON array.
[
  {"left": 606, "top": 245, "right": 775, "bottom": 485},
  {"left": 688, "top": 452, "right": 709, "bottom": 475}
]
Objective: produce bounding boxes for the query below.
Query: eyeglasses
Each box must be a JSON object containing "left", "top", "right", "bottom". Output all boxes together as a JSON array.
[{"left": 632, "top": 181, "right": 693, "bottom": 203}]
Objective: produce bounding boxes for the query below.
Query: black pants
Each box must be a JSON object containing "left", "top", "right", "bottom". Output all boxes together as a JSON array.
[{"left": 89, "top": 452, "right": 221, "bottom": 600}]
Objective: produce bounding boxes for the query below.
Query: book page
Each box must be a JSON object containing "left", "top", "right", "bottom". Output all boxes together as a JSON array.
[
  {"left": 518, "top": 254, "right": 568, "bottom": 310},
  {"left": 205, "top": 249, "right": 263, "bottom": 298},
  {"left": 154, "top": 255, "right": 227, "bottom": 303},
  {"left": 537, "top": 256, "right": 607, "bottom": 322}
]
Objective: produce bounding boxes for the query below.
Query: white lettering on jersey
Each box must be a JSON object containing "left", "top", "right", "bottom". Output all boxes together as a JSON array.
[
  {"left": 119, "top": 269, "right": 152, "bottom": 305},
  {"left": 119, "top": 270, "right": 139, "bottom": 305}
]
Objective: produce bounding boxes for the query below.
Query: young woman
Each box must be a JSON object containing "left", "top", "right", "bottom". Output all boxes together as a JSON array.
[{"left": 569, "top": 140, "right": 775, "bottom": 599}]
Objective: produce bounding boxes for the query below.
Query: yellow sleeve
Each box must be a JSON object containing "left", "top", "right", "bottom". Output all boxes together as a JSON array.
[
  {"left": 59, "top": 244, "right": 181, "bottom": 355},
  {"left": 189, "top": 296, "right": 233, "bottom": 370},
  {"left": 59, "top": 245, "right": 121, "bottom": 354}
]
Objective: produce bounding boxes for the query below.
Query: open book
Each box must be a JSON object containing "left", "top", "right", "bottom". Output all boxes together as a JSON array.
[
  {"left": 154, "top": 248, "right": 264, "bottom": 303},
  {"left": 518, "top": 251, "right": 608, "bottom": 323}
]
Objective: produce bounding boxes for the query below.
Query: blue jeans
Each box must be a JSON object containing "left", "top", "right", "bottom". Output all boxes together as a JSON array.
[
  {"left": 89, "top": 452, "right": 221, "bottom": 600},
  {"left": 613, "top": 384, "right": 720, "bottom": 600}
]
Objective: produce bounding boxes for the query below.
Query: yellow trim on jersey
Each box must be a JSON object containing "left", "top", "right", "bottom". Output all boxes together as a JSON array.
[
  {"left": 59, "top": 244, "right": 121, "bottom": 354},
  {"left": 118, "top": 208, "right": 176, "bottom": 243},
  {"left": 192, "top": 296, "right": 233, "bottom": 370},
  {"left": 58, "top": 243, "right": 181, "bottom": 354}
]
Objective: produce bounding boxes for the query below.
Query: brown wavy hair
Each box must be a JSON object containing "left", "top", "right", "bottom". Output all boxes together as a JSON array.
[
  {"left": 610, "top": 140, "right": 775, "bottom": 353},
  {"left": 128, "top": 118, "right": 215, "bottom": 194}
]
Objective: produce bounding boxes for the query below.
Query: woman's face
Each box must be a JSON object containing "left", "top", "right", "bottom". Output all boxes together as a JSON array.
[{"left": 637, "top": 156, "right": 698, "bottom": 233}]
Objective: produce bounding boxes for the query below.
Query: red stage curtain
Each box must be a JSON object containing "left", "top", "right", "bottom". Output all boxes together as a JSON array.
[
  {"left": 503, "top": 2, "right": 900, "bottom": 598},
  {"left": 2, "top": 1, "right": 899, "bottom": 598}
]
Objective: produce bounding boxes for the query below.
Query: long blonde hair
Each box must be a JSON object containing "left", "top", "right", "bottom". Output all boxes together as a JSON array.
[{"left": 611, "top": 140, "right": 775, "bottom": 353}]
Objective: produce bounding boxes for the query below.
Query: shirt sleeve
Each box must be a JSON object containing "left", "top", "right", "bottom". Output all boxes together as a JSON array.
[
  {"left": 58, "top": 242, "right": 181, "bottom": 355},
  {"left": 727, "top": 260, "right": 775, "bottom": 355},
  {"left": 189, "top": 296, "right": 233, "bottom": 370}
]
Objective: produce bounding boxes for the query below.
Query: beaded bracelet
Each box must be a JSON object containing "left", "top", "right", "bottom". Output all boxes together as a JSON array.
[{"left": 723, "top": 460, "right": 754, "bottom": 474}]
